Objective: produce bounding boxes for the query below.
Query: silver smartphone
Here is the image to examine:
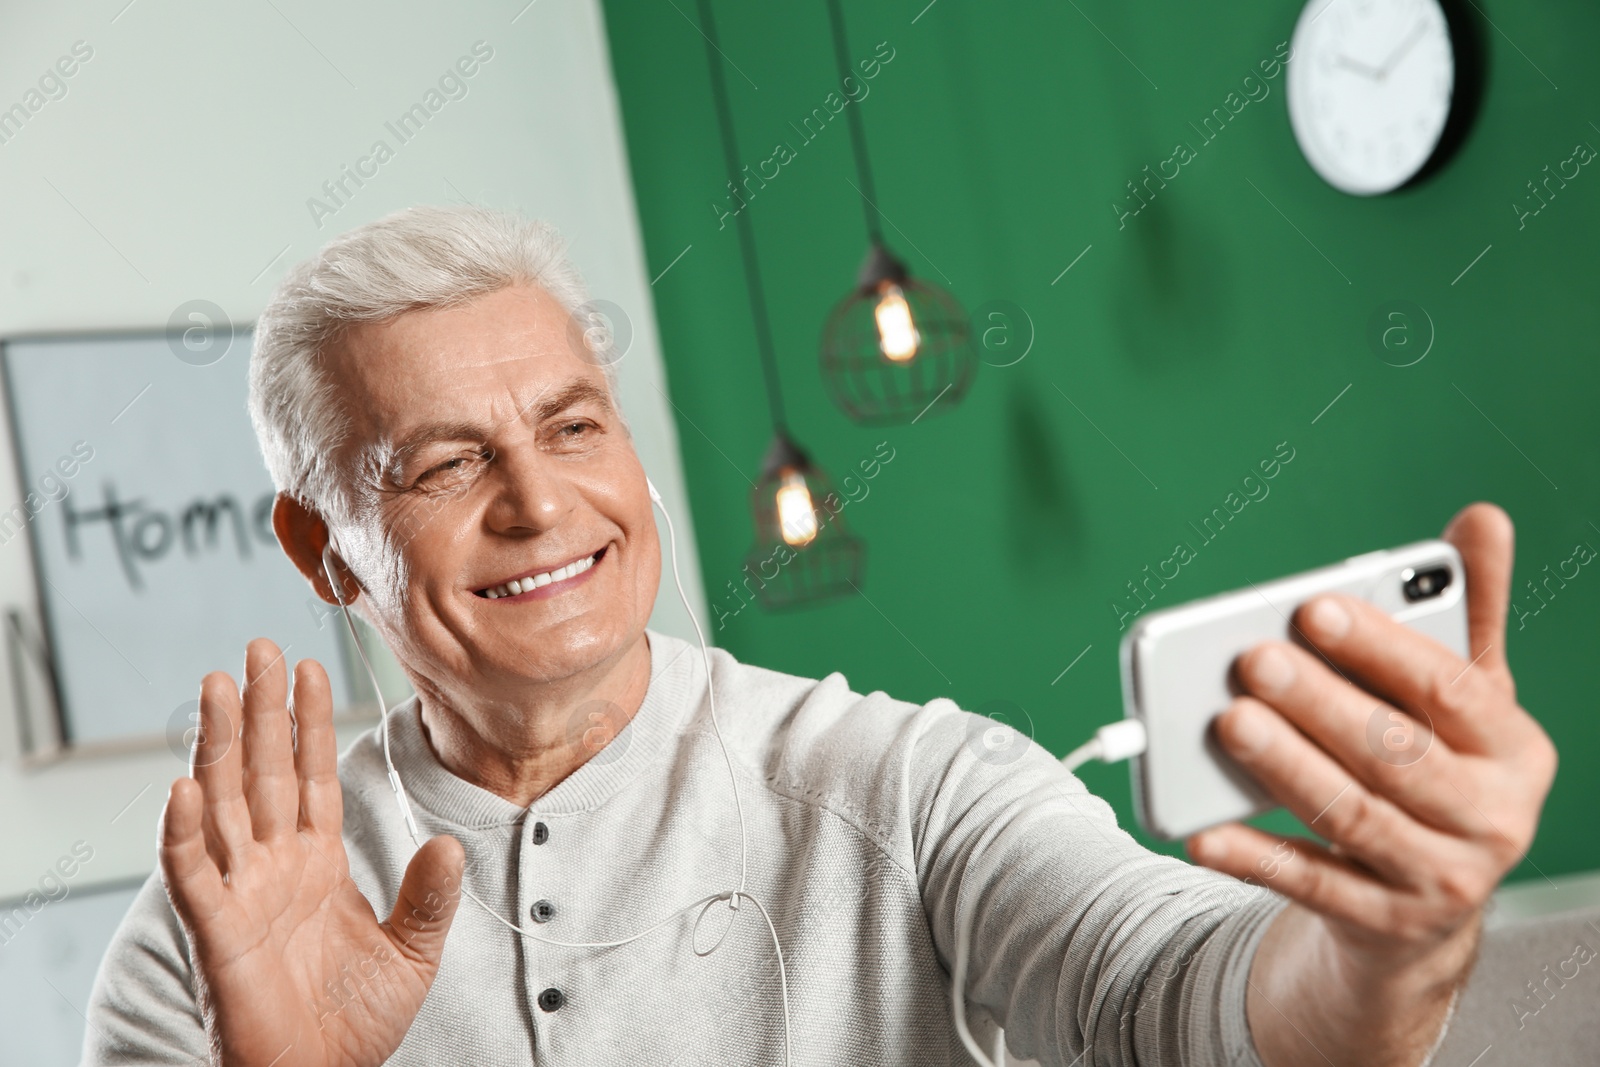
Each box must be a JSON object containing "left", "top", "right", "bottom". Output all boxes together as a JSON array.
[{"left": 1118, "top": 539, "right": 1470, "bottom": 840}]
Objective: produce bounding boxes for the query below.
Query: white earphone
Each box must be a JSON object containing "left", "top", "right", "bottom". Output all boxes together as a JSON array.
[{"left": 319, "top": 474, "right": 793, "bottom": 1064}]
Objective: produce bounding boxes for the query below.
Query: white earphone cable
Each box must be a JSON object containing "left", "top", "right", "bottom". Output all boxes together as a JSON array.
[{"left": 324, "top": 480, "right": 790, "bottom": 1065}]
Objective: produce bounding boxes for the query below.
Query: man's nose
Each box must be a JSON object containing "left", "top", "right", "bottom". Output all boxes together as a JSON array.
[{"left": 485, "top": 443, "right": 577, "bottom": 533}]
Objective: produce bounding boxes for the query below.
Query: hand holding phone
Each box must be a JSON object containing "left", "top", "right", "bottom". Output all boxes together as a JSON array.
[
  {"left": 1125, "top": 505, "right": 1556, "bottom": 1066},
  {"left": 1121, "top": 539, "right": 1469, "bottom": 839}
]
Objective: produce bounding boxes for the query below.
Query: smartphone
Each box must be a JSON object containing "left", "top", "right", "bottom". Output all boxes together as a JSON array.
[{"left": 1119, "top": 539, "right": 1469, "bottom": 840}]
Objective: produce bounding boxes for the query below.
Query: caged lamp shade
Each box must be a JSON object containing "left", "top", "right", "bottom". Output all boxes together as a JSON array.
[
  {"left": 696, "top": 0, "right": 865, "bottom": 611},
  {"left": 819, "top": 242, "right": 977, "bottom": 426},
  {"left": 817, "top": 0, "right": 976, "bottom": 426},
  {"left": 744, "top": 431, "right": 865, "bottom": 609}
]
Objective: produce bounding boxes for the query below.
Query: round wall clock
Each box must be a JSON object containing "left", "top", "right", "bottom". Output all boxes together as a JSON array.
[{"left": 1287, "top": 0, "right": 1465, "bottom": 195}]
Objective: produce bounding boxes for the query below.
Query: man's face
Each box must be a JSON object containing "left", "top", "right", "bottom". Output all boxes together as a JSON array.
[{"left": 323, "top": 283, "right": 660, "bottom": 702}]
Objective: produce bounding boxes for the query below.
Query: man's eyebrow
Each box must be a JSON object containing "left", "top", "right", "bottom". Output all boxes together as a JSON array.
[
  {"left": 387, "top": 420, "right": 490, "bottom": 458},
  {"left": 386, "top": 378, "right": 614, "bottom": 457},
  {"left": 525, "top": 378, "right": 614, "bottom": 423}
]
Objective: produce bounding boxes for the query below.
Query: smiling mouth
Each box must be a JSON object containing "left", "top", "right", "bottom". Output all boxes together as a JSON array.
[{"left": 476, "top": 547, "right": 607, "bottom": 599}]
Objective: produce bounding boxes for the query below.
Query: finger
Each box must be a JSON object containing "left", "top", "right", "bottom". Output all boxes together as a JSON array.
[
  {"left": 241, "top": 639, "right": 298, "bottom": 840},
  {"left": 1212, "top": 697, "right": 1440, "bottom": 883},
  {"left": 157, "top": 778, "right": 226, "bottom": 922},
  {"left": 383, "top": 835, "right": 465, "bottom": 970},
  {"left": 1186, "top": 823, "right": 1401, "bottom": 934},
  {"left": 1290, "top": 593, "right": 1507, "bottom": 755},
  {"left": 290, "top": 658, "right": 343, "bottom": 836},
  {"left": 193, "top": 671, "right": 253, "bottom": 870},
  {"left": 1235, "top": 641, "right": 1476, "bottom": 836},
  {"left": 1441, "top": 502, "right": 1515, "bottom": 678}
]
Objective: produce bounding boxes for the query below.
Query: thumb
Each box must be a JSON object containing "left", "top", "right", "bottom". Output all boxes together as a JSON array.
[
  {"left": 383, "top": 834, "right": 466, "bottom": 969},
  {"left": 1441, "top": 501, "right": 1515, "bottom": 677}
]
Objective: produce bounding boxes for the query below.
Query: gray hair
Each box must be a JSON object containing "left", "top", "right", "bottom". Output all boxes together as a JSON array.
[{"left": 248, "top": 203, "right": 621, "bottom": 522}]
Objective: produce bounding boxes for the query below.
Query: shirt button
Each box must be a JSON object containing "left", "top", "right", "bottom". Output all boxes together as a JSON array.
[
  {"left": 530, "top": 899, "right": 555, "bottom": 923},
  {"left": 532, "top": 821, "right": 549, "bottom": 845},
  {"left": 538, "top": 987, "right": 565, "bottom": 1012}
]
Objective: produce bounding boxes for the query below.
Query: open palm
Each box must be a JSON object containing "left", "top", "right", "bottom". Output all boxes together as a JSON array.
[{"left": 158, "top": 639, "right": 464, "bottom": 1067}]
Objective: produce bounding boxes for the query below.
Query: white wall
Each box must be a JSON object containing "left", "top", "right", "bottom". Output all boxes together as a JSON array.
[
  {"left": 0, "top": 0, "right": 704, "bottom": 909},
  {"left": 0, "top": 881, "right": 140, "bottom": 1064}
]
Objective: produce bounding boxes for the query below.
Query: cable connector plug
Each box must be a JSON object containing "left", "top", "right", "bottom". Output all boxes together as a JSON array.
[
  {"left": 1060, "top": 718, "right": 1148, "bottom": 772},
  {"left": 1095, "top": 718, "right": 1148, "bottom": 763}
]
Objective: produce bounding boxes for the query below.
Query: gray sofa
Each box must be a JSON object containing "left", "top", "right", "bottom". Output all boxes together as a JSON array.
[{"left": 1432, "top": 904, "right": 1600, "bottom": 1066}]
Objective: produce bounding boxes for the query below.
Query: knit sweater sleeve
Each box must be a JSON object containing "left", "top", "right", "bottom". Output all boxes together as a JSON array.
[
  {"left": 81, "top": 869, "right": 210, "bottom": 1066},
  {"left": 908, "top": 703, "right": 1289, "bottom": 1067}
]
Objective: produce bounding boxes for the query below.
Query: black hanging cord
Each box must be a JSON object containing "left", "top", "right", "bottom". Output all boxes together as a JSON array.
[
  {"left": 696, "top": 0, "right": 789, "bottom": 435},
  {"left": 824, "top": 0, "right": 884, "bottom": 244}
]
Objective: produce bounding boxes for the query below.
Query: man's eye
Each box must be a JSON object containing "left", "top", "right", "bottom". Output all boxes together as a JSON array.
[
  {"left": 415, "top": 453, "right": 481, "bottom": 486},
  {"left": 553, "top": 421, "right": 600, "bottom": 443}
]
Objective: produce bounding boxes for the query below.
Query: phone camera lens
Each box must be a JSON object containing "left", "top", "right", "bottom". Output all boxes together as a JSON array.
[{"left": 1402, "top": 565, "right": 1452, "bottom": 602}]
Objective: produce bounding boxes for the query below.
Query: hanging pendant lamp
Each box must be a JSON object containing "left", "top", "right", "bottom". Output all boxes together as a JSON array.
[
  {"left": 818, "top": 0, "right": 977, "bottom": 425},
  {"left": 746, "top": 432, "right": 866, "bottom": 608},
  {"left": 696, "top": 0, "right": 864, "bottom": 609}
]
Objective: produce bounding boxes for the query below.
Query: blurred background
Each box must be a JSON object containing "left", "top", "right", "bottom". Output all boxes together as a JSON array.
[{"left": 0, "top": 0, "right": 1595, "bottom": 1062}]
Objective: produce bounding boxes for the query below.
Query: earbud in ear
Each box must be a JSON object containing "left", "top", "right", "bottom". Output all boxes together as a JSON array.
[
  {"left": 321, "top": 542, "right": 349, "bottom": 607},
  {"left": 647, "top": 477, "right": 662, "bottom": 505}
]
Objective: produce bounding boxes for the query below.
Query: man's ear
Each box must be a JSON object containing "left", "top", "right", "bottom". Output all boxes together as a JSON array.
[{"left": 273, "top": 493, "right": 358, "bottom": 606}]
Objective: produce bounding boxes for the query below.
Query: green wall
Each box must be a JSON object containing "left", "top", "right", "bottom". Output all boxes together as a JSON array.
[{"left": 599, "top": 0, "right": 1600, "bottom": 880}]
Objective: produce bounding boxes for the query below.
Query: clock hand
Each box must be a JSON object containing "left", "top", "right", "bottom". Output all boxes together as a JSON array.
[
  {"left": 1376, "top": 18, "right": 1430, "bottom": 80},
  {"left": 1333, "top": 53, "right": 1382, "bottom": 80}
]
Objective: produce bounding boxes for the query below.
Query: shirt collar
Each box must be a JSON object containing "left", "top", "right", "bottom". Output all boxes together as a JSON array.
[{"left": 381, "top": 628, "right": 701, "bottom": 826}]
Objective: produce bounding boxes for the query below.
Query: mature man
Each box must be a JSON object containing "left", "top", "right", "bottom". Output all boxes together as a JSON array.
[{"left": 86, "top": 205, "right": 1554, "bottom": 1066}]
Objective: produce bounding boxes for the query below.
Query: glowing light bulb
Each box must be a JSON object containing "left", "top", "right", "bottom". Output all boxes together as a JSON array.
[
  {"left": 874, "top": 282, "right": 920, "bottom": 362},
  {"left": 774, "top": 470, "right": 819, "bottom": 547}
]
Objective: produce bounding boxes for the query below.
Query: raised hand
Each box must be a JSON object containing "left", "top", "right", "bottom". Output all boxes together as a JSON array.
[
  {"left": 1188, "top": 503, "right": 1558, "bottom": 1065},
  {"left": 158, "top": 639, "right": 464, "bottom": 1067}
]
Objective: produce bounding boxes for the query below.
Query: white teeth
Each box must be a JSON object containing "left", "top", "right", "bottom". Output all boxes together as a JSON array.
[{"left": 482, "top": 553, "right": 598, "bottom": 598}]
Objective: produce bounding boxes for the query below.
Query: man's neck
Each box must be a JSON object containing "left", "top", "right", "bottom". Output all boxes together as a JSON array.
[{"left": 416, "top": 630, "right": 654, "bottom": 807}]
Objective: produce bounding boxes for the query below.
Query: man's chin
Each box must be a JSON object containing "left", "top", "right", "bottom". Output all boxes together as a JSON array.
[{"left": 480, "top": 621, "right": 642, "bottom": 687}]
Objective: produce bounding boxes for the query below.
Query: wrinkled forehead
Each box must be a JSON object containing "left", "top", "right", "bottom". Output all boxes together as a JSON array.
[{"left": 321, "top": 283, "right": 610, "bottom": 448}]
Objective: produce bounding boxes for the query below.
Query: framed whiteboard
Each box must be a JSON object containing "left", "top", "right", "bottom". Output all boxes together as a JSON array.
[{"left": 0, "top": 330, "right": 368, "bottom": 750}]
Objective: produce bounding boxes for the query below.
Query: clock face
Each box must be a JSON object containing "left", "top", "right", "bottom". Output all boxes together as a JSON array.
[{"left": 1287, "top": 0, "right": 1455, "bottom": 195}]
